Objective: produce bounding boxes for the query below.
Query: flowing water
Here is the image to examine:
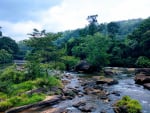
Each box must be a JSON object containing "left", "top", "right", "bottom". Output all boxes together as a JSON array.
[
  {"left": 19, "top": 71, "right": 150, "bottom": 113},
  {"left": 108, "top": 74, "right": 150, "bottom": 113}
]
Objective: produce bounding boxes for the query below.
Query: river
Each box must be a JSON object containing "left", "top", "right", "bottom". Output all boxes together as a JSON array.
[{"left": 19, "top": 70, "right": 150, "bottom": 113}]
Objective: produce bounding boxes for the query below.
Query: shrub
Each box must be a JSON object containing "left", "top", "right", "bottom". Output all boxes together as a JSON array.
[
  {"left": 10, "top": 81, "right": 36, "bottom": 95},
  {"left": 0, "top": 65, "right": 25, "bottom": 84},
  {"left": 35, "top": 77, "right": 63, "bottom": 88},
  {"left": 48, "top": 62, "right": 66, "bottom": 70},
  {"left": 61, "top": 56, "right": 79, "bottom": 70},
  {"left": 47, "top": 76, "right": 63, "bottom": 88},
  {"left": 116, "top": 96, "right": 142, "bottom": 113},
  {"left": 135, "top": 56, "right": 150, "bottom": 67}
]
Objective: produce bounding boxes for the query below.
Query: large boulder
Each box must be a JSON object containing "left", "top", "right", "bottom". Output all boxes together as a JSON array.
[
  {"left": 74, "top": 60, "right": 95, "bottom": 73},
  {"left": 134, "top": 68, "right": 150, "bottom": 90},
  {"left": 135, "top": 74, "right": 150, "bottom": 84}
]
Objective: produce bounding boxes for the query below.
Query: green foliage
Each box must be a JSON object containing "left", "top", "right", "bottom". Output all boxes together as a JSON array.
[
  {"left": 25, "top": 32, "right": 62, "bottom": 63},
  {"left": 127, "top": 17, "right": 150, "bottom": 59},
  {"left": 107, "top": 22, "right": 119, "bottom": 39},
  {"left": 25, "top": 61, "right": 43, "bottom": 80},
  {"left": 15, "top": 41, "right": 31, "bottom": 60},
  {"left": 34, "top": 77, "right": 63, "bottom": 88},
  {"left": 0, "top": 37, "right": 19, "bottom": 55},
  {"left": 9, "top": 94, "right": 45, "bottom": 107},
  {"left": 0, "top": 101, "right": 13, "bottom": 112},
  {"left": 73, "top": 33, "right": 110, "bottom": 69},
  {"left": 0, "top": 65, "right": 25, "bottom": 84},
  {"left": 61, "top": 56, "right": 79, "bottom": 70},
  {"left": 87, "top": 23, "right": 98, "bottom": 35},
  {"left": 116, "top": 96, "right": 142, "bottom": 113},
  {"left": 135, "top": 56, "right": 150, "bottom": 67},
  {"left": 0, "top": 94, "right": 45, "bottom": 112},
  {"left": 0, "top": 49, "right": 12, "bottom": 64},
  {"left": 0, "top": 92, "right": 7, "bottom": 100},
  {"left": 48, "top": 62, "right": 66, "bottom": 70},
  {"left": 10, "top": 80, "right": 36, "bottom": 95}
]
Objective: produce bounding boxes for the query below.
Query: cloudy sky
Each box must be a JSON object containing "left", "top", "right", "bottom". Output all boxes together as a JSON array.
[{"left": 0, "top": 0, "right": 150, "bottom": 41}]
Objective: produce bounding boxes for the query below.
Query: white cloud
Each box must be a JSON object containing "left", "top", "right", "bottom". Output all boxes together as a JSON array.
[
  {"left": 0, "top": 20, "right": 42, "bottom": 41},
  {"left": 34, "top": 0, "right": 150, "bottom": 32},
  {"left": 0, "top": 0, "right": 150, "bottom": 41},
  {"left": 109, "top": 0, "right": 150, "bottom": 21}
]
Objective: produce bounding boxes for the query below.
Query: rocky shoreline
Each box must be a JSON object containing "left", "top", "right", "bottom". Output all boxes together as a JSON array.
[
  {"left": 6, "top": 72, "right": 119, "bottom": 113},
  {"left": 5, "top": 68, "right": 150, "bottom": 113}
]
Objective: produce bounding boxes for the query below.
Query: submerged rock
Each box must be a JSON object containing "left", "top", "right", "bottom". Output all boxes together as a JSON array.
[
  {"left": 78, "top": 105, "right": 95, "bottom": 112},
  {"left": 111, "top": 91, "right": 121, "bottom": 96},
  {"left": 96, "top": 78, "right": 118, "bottom": 85}
]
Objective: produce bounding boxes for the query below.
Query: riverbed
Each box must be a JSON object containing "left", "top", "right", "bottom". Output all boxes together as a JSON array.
[{"left": 19, "top": 70, "right": 150, "bottom": 113}]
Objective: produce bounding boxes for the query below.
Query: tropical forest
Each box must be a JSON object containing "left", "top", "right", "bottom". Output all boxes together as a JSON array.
[{"left": 0, "top": 16, "right": 150, "bottom": 113}]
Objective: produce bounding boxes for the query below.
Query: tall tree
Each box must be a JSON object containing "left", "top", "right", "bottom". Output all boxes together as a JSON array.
[
  {"left": 0, "top": 37, "right": 19, "bottom": 55},
  {"left": 72, "top": 33, "right": 110, "bottom": 69},
  {"left": 107, "top": 22, "right": 119, "bottom": 39}
]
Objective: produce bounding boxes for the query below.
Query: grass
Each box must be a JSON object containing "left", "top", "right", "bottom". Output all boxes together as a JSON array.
[
  {"left": 0, "top": 64, "right": 63, "bottom": 112},
  {"left": 0, "top": 94, "right": 45, "bottom": 112}
]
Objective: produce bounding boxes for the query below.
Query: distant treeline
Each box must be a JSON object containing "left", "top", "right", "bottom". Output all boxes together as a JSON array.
[{"left": 0, "top": 17, "right": 150, "bottom": 69}]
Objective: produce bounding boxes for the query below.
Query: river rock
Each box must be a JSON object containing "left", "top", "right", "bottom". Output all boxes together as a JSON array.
[
  {"left": 62, "top": 79, "right": 70, "bottom": 85},
  {"left": 73, "top": 101, "right": 86, "bottom": 108},
  {"left": 78, "top": 105, "right": 95, "bottom": 112},
  {"left": 111, "top": 91, "right": 121, "bottom": 96},
  {"left": 63, "top": 90, "right": 76, "bottom": 99},
  {"left": 74, "top": 60, "right": 94, "bottom": 73},
  {"left": 101, "top": 110, "right": 107, "bottom": 113},
  {"left": 143, "top": 83, "right": 150, "bottom": 90},
  {"left": 135, "top": 68, "right": 150, "bottom": 90},
  {"left": 113, "top": 105, "right": 128, "bottom": 113},
  {"left": 104, "top": 70, "right": 115, "bottom": 76},
  {"left": 135, "top": 74, "right": 150, "bottom": 84},
  {"left": 96, "top": 78, "right": 118, "bottom": 85}
]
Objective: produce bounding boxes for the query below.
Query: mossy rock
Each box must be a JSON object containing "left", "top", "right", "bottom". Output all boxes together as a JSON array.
[{"left": 113, "top": 96, "right": 142, "bottom": 113}]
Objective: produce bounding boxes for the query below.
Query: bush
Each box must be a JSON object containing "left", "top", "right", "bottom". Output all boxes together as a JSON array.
[
  {"left": 61, "top": 56, "right": 79, "bottom": 70},
  {"left": 116, "top": 96, "right": 142, "bottom": 113},
  {"left": 47, "top": 76, "right": 63, "bottom": 88},
  {"left": 48, "top": 62, "right": 66, "bottom": 70},
  {"left": 135, "top": 56, "right": 150, "bottom": 67},
  {"left": 35, "top": 77, "right": 63, "bottom": 88},
  {"left": 0, "top": 65, "right": 25, "bottom": 84},
  {"left": 10, "top": 80, "right": 37, "bottom": 95},
  {"left": 0, "top": 49, "right": 13, "bottom": 64}
]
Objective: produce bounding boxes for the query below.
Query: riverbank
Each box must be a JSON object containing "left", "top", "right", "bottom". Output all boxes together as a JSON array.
[{"left": 5, "top": 68, "right": 150, "bottom": 113}]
